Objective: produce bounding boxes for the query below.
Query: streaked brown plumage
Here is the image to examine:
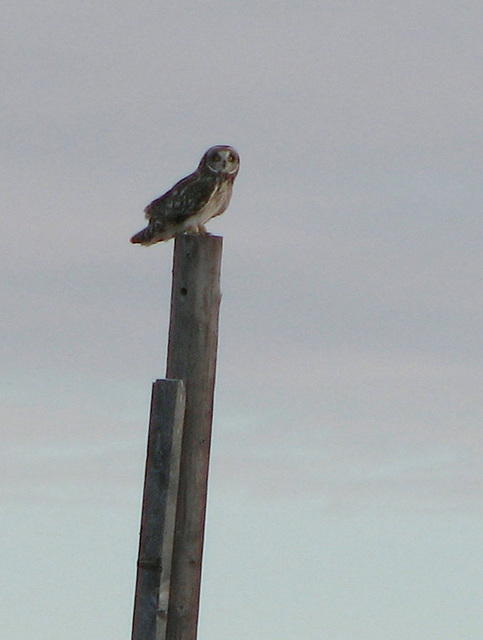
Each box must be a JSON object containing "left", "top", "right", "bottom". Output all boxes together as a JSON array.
[{"left": 130, "top": 145, "right": 240, "bottom": 245}]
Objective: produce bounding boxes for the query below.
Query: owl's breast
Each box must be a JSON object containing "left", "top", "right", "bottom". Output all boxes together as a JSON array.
[{"left": 198, "top": 180, "right": 234, "bottom": 223}]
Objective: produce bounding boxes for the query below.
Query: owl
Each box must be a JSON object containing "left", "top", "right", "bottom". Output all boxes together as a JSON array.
[{"left": 130, "top": 145, "right": 240, "bottom": 245}]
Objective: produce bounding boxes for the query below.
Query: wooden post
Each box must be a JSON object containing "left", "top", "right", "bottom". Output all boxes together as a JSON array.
[
  {"left": 165, "top": 234, "right": 223, "bottom": 640},
  {"left": 131, "top": 379, "right": 186, "bottom": 640}
]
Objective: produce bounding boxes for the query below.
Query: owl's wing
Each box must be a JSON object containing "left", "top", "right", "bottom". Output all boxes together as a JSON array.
[{"left": 144, "top": 172, "right": 217, "bottom": 224}]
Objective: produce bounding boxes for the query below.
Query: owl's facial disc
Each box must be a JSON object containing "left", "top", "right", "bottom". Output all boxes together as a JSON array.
[{"left": 205, "top": 146, "right": 239, "bottom": 174}]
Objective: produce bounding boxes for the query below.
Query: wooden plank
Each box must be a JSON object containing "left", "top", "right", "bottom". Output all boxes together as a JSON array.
[
  {"left": 131, "top": 378, "right": 186, "bottom": 640},
  {"left": 165, "top": 233, "right": 223, "bottom": 640}
]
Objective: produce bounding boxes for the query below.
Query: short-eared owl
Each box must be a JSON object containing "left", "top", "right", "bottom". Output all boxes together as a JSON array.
[{"left": 130, "top": 145, "right": 240, "bottom": 245}]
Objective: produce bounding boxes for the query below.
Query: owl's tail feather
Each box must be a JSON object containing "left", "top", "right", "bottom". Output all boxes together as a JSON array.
[{"left": 130, "top": 225, "right": 158, "bottom": 245}]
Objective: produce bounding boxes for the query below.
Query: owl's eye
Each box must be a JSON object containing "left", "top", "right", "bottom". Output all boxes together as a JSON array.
[
  {"left": 212, "top": 153, "right": 220, "bottom": 162},
  {"left": 228, "top": 154, "right": 235, "bottom": 163}
]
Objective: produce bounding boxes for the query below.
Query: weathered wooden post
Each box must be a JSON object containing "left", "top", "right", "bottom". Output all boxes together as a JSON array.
[
  {"left": 131, "top": 233, "right": 223, "bottom": 640},
  {"left": 165, "top": 233, "right": 223, "bottom": 640},
  {"left": 131, "top": 379, "right": 186, "bottom": 640}
]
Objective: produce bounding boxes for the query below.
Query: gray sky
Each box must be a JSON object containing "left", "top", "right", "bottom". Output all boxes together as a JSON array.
[{"left": 1, "top": 1, "right": 482, "bottom": 639}]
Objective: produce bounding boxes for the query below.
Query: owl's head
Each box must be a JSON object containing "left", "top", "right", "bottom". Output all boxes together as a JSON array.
[{"left": 200, "top": 145, "right": 240, "bottom": 176}]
